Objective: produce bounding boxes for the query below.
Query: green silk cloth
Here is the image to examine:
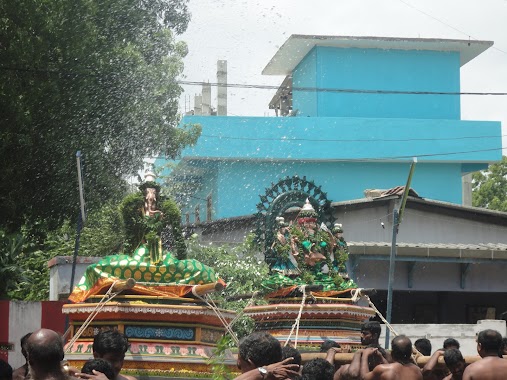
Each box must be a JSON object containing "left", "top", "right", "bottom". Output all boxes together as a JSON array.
[{"left": 69, "top": 244, "right": 218, "bottom": 302}]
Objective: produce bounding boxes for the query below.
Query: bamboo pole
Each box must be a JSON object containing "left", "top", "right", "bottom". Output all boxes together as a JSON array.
[
  {"left": 192, "top": 281, "right": 224, "bottom": 296},
  {"left": 299, "top": 352, "right": 485, "bottom": 367}
]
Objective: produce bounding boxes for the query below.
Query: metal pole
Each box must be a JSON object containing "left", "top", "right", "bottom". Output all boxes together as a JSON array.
[
  {"left": 76, "top": 151, "right": 86, "bottom": 223},
  {"left": 66, "top": 152, "right": 86, "bottom": 334},
  {"left": 385, "top": 209, "right": 399, "bottom": 349},
  {"left": 69, "top": 210, "right": 83, "bottom": 297}
]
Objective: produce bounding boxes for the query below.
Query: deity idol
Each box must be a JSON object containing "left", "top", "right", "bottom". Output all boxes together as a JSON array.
[{"left": 69, "top": 172, "right": 220, "bottom": 303}]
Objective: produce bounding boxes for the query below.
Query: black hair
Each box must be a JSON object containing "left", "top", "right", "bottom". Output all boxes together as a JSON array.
[
  {"left": 282, "top": 345, "right": 302, "bottom": 366},
  {"left": 443, "top": 348, "right": 465, "bottom": 367},
  {"left": 0, "top": 359, "right": 12, "bottom": 380},
  {"left": 238, "top": 332, "right": 282, "bottom": 367},
  {"left": 477, "top": 329, "right": 503, "bottom": 353},
  {"left": 414, "top": 338, "right": 432, "bottom": 356},
  {"left": 26, "top": 333, "right": 64, "bottom": 371},
  {"left": 301, "top": 358, "right": 334, "bottom": 380},
  {"left": 361, "top": 321, "right": 381, "bottom": 337},
  {"left": 93, "top": 330, "right": 130, "bottom": 356},
  {"left": 81, "top": 359, "right": 115, "bottom": 380},
  {"left": 391, "top": 335, "right": 413, "bottom": 363},
  {"left": 319, "top": 339, "right": 341, "bottom": 353},
  {"left": 20, "top": 333, "right": 32, "bottom": 359},
  {"left": 443, "top": 338, "right": 460, "bottom": 350}
]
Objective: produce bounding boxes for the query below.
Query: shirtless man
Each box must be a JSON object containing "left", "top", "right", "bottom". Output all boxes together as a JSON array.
[
  {"left": 13, "top": 333, "right": 31, "bottom": 380},
  {"left": 26, "top": 329, "right": 76, "bottom": 380},
  {"left": 360, "top": 322, "right": 382, "bottom": 348},
  {"left": 361, "top": 335, "right": 423, "bottom": 380},
  {"left": 91, "top": 330, "right": 136, "bottom": 380},
  {"left": 334, "top": 347, "right": 389, "bottom": 380},
  {"left": 442, "top": 349, "right": 466, "bottom": 380},
  {"left": 234, "top": 332, "right": 299, "bottom": 380},
  {"left": 462, "top": 329, "right": 507, "bottom": 380}
]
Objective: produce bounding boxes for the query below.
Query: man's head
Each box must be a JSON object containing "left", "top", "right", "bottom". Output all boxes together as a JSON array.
[
  {"left": 444, "top": 349, "right": 466, "bottom": 380},
  {"left": 82, "top": 358, "right": 115, "bottom": 380},
  {"left": 93, "top": 330, "right": 130, "bottom": 378},
  {"left": 319, "top": 339, "right": 341, "bottom": 353},
  {"left": 237, "top": 332, "right": 282, "bottom": 373},
  {"left": 361, "top": 321, "right": 381, "bottom": 346},
  {"left": 391, "top": 335, "right": 413, "bottom": 364},
  {"left": 476, "top": 329, "right": 503, "bottom": 357},
  {"left": 281, "top": 346, "right": 302, "bottom": 366},
  {"left": 301, "top": 358, "right": 334, "bottom": 380},
  {"left": 20, "top": 332, "right": 32, "bottom": 361},
  {"left": 443, "top": 338, "right": 460, "bottom": 350},
  {"left": 26, "top": 329, "right": 64, "bottom": 373},
  {"left": 414, "top": 338, "right": 432, "bottom": 356}
]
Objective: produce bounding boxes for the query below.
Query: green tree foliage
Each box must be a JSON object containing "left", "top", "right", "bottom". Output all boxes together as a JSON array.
[
  {"left": 186, "top": 234, "right": 269, "bottom": 339},
  {"left": 0, "top": 0, "right": 198, "bottom": 231},
  {"left": 186, "top": 235, "right": 269, "bottom": 379},
  {"left": 5, "top": 203, "right": 125, "bottom": 300},
  {"left": 0, "top": 231, "right": 29, "bottom": 298},
  {"left": 160, "top": 198, "right": 186, "bottom": 259},
  {"left": 472, "top": 156, "right": 507, "bottom": 212}
]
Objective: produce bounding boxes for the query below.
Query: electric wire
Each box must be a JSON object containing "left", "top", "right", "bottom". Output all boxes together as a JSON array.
[
  {"left": 397, "top": 0, "right": 507, "bottom": 56},
  {"left": 152, "top": 146, "right": 507, "bottom": 163},
  {"left": 198, "top": 134, "right": 507, "bottom": 143},
  {"left": 177, "top": 80, "right": 507, "bottom": 96}
]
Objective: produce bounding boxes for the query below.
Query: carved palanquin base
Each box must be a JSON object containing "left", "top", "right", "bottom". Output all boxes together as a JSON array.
[
  {"left": 245, "top": 302, "right": 376, "bottom": 351},
  {"left": 63, "top": 301, "right": 237, "bottom": 379}
]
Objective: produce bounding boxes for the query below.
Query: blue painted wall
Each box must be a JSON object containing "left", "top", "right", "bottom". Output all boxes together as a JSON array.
[
  {"left": 292, "top": 48, "right": 318, "bottom": 116},
  {"left": 186, "top": 160, "right": 463, "bottom": 219},
  {"left": 293, "top": 47, "right": 461, "bottom": 119},
  {"left": 179, "top": 116, "right": 501, "bottom": 163},
  {"left": 168, "top": 115, "right": 501, "bottom": 220},
  {"left": 164, "top": 43, "right": 501, "bottom": 221}
]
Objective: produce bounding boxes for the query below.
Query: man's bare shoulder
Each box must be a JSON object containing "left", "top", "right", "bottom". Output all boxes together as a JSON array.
[
  {"left": 467, "top": 356, "right": 507, "bottom": 369},
  {"left": 379, "top": 363, "right": 422, "bottom": 380},
  {"left": 463, "top": 357, "right": 507, "bottom": 379}
]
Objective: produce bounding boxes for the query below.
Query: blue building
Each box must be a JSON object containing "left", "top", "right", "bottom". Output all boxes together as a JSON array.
[{"left": 163, "top": 35, "right": 502, "bottom": 223}]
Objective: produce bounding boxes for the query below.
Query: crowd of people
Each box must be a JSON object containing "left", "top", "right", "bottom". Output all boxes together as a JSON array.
[{"left": 1, "top": 322, "right": 507, "bottom": 380}]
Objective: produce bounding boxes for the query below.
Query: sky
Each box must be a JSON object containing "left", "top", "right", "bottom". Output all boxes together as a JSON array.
[
  {"left": 176, "top": 0, "right": 507, "bottom": 149},
  {"left": 158, "top": 2, "right": 503, "bottom": 318}
]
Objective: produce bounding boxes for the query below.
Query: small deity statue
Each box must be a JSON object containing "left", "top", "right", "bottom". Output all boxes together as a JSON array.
[
  {"left": 271, "top": 217, "right": 299, "bottom": 276},
  {"left": 138, "top": 171, "right": 165, "bottom": 263},
  {"left": 292, "top": 199, "right": 330, "bottom": 269},
  {"left": 144, "top": 187, "right": 160, "bottom": 217}
]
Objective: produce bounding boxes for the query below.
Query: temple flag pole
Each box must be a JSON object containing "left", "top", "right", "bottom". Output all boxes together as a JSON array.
[
  {"left": 69, "top": 151, "right": 86, "bottom": 293},
  {"left": 66, "top": 151, "right": 86, "bottom": 334},
  {"left": 384, "top": 157, "right": 417, "bottom": 349}
]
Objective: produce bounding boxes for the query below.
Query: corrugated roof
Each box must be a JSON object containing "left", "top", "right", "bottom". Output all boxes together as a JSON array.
[{"left": 348, "top": 241, "right": 507, "bottom": 251}]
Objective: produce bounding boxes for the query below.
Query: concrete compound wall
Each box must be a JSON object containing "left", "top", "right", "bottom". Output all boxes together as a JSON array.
[
  {"left": 381, "top": 319, "right": 506, "bottom": 355},
  {"left": 0, "top": 300, "right": 66, "bottom": 368},
  {"left": 49, "top": 256, "right": 101, "bottom": 300}
]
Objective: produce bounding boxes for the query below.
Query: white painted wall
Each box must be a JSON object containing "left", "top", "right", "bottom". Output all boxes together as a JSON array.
[{"left": 381, "top": 319, "right": 507, "bottom": 355}]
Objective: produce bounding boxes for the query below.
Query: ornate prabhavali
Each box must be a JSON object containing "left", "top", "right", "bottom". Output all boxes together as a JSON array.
[
  {"left": 63, "top": 172, "right": 235, "bottom": 379},
  {"left": 247, "top": 176, "right": 375, "bottom": 349}
]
